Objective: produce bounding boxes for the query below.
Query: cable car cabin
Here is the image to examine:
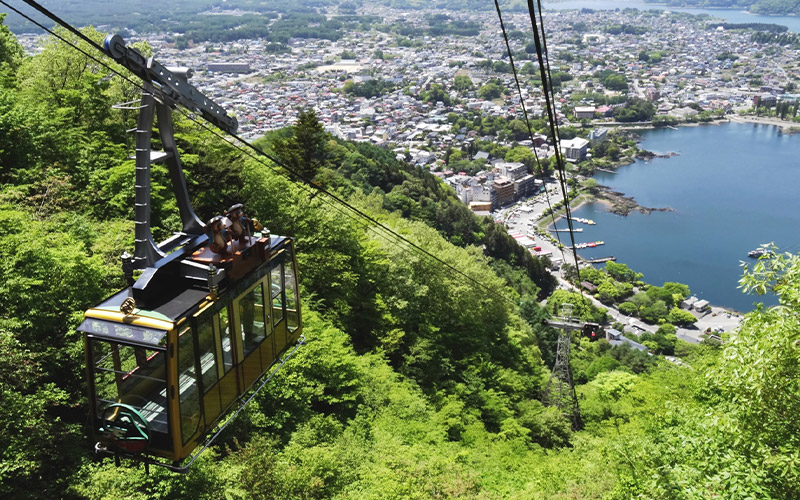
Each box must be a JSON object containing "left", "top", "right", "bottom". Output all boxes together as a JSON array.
[
  {"left": 78, "top": 234, "right": 302, "bottom": 469},
  {"left": 581, "top": 322, "right": 603, "bottom": 341},
  {"left": 69, "top": 33, "right": 304, "bottom": 471}
]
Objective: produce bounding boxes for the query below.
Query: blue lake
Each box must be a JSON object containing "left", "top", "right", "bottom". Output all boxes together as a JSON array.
[
  {"left": 545, "top": 0, "right": 800, "bottom": 33},
  {"left": 563, "top": 122, "right": 800, "bottom": 312}
]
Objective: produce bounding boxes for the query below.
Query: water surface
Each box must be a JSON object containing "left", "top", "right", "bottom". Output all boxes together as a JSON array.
[
  {"left": 545, "top": 0, "right": 800, "bottom": 33},
  {"left": 567, "top": 122, "right": 800, "bottom": 311}
]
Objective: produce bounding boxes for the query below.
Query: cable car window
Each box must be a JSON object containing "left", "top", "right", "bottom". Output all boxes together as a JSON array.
[
  {"left": 271, "top": 265, "right": 284, "bottom": 327},
  {"left": 217, "top": 308, "right": 233, "bottom": 374},
  {"left": 196, "top": 314, "right": 218, "bottom": 393},
  {"left": 91, "top": 339, "right": 168, "bottom": 435},
  {"left": 238, "top": 282, "right": 266, "bottom": 356},
  {"left": 178, "top": 326, "right": 201, "bottom": 444},
  {"left": 285, "top": 264, "right": 298, "bottom": 332}
]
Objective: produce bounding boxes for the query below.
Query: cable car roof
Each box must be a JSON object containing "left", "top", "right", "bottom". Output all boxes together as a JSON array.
[
  {"left": 80, "top": 234, "right": 294, "bottom": 332},
  {"left": 89, "top": 287, "right": 210, "bottom": 324}
]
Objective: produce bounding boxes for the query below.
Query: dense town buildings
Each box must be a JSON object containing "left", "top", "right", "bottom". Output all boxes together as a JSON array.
[{"left": 16, "top": 6, "right": 792, "bottom": 209}]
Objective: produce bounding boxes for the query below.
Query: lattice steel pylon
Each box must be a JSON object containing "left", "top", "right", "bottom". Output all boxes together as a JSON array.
[{"left": 543, "top": 304, "right": 583, "bottom": 431}]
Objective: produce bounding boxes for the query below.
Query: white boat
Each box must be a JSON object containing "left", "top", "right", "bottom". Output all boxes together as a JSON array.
[{"left": 748, "top": 247, "right": 772, "bottom": 258}]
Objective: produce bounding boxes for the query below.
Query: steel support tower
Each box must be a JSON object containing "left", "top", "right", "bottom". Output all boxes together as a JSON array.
[{"left": 543, "top": 304, "right": 583, "bottom": 431}]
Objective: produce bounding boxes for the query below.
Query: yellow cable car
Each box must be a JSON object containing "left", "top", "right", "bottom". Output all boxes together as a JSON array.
[
  {"left": 79, "top": 234, "right": 302, "bottom": 469},
  {"left": 77, "top": 35, "right": 303, "bottom": 471}
]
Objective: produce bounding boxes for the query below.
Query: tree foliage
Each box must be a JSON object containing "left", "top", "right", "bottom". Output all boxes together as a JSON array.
[
  {"left": 478, "top": 82, "right": 502, "bottom": 100},
  {"left": 273, "top": 109, "right": 328, "bottom": 180}
]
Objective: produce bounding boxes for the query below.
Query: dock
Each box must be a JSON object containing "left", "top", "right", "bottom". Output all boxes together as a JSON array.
[
  {"left": 595, "top": 167, "right": 616, "bottom": 174},
  {"left": 586, "top": 256, "right": 616, "bottom": 263},
  {"left": 550, "top": 228, "right": 583, "bottom": 232},
  {"left": 571, "top": 241, "right": 605, "bottom": 250}
]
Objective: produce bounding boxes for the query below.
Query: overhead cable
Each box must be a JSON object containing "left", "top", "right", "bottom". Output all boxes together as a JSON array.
[
  {"left": 492, "top": 0, "right": 568, "bottom": 265},
  {"left": 523, "top": 0, "right": 584, "bottom": 279},
  {"left": 11, "top": 0, "right": 529, "bottom": 308}
]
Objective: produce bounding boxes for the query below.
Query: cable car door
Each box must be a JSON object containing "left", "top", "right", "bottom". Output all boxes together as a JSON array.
[
  {"left": 232, "top": 281, "right": 269, "bottom": 390},
  {"left": 214, "top": 306, "right": 240, "bottom": 410}
]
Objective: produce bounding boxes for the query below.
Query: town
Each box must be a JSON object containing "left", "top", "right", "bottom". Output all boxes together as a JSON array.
[
  {"left": 39, "top": 5, "right": 791, "bottom": 215},
  {"left": 13, "top": 3, "right": 778, "bottom": 341},
  {"left": 16, "top": 5, "right": 798, "bottom": 218}
]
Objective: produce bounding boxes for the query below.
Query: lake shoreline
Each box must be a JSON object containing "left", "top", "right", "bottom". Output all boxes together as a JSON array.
[
  {"left": 550, "top": 120, "right": 798, "bottom": 312},
  {"left": 545, "top": 0, "right": 800, "bottom": 32}
]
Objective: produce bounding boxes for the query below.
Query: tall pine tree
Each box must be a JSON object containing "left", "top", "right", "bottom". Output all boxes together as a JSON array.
[{"left": 274, "top": 109, "right": 328, "bottom": 180}]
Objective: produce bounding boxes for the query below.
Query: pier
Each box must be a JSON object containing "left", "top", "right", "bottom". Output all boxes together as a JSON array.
[
  {"left": 550, "top": 228, "right": 583, "bottom": 232},
  {"left": 586, "top": 256, "right": 616, "bottom": 264},
  {"left": 571, "top": 241, "right": 605, "bottom": 250}
]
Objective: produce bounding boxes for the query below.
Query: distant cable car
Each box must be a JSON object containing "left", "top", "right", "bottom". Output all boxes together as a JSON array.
[
  {"left": 77, "top": 35, "right": 302, "bottom": 471},
  {"left": 581, "top": 322, "right": 603, "bottom": 341}
]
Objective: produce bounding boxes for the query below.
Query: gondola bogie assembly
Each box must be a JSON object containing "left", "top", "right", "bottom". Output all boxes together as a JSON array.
[{"left": 77, "top": 34, "right": 303, "bottom": 471}]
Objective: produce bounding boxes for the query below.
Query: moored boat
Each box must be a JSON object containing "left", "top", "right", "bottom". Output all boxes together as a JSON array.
[{"left": 748, "top": 247, "right": 768, "bottom": 258}]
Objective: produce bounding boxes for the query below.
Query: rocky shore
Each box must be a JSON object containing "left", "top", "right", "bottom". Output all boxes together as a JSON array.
[
  {"left": 590, "top": 185, "right": 674, "bottom": 216},
  {"left": 636, "top": 149, "right": 680, "bottom": 161}
]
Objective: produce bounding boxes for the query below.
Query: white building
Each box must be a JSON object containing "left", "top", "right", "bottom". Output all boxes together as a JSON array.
[{"left": 561, "top": 137, "right": 590, "bottom": 162}]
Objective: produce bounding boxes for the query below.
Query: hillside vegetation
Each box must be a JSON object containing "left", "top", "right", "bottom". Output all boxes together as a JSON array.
[{"left": 1, "top": 19, "right": 799, "bottom": 500}]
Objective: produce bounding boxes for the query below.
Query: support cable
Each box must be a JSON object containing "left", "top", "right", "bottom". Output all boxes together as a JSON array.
[
  {"left": 10, "top": 0, "right": 523, "bottom": 308},
  {"left": 524, "top": 0, "right": 584, "bottom": 282},
  {"left": 492, "top": 0, "right": 567, "bottom": 265}
]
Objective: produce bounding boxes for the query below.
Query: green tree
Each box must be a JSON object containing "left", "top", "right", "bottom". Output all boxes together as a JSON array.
[
  {"left": 547, "top": 290, "right": 607, "bottom": 323},
  {"left": 596, "top": 280, "right": 620, "bottom": 304},
  {"left": 640, "top": 299, "right": 668, "bottom": 323},
  {"left": 614, "top": 98, "right": 656, "bottom": 122},
  {"left": 618, "top": 301, "right": 638, "bottom": 316},
  {"left": 666, "top": 307, "right": 697, "bottom": 326},
  {"left": 589, "top": 370, "right": 637, "bottom": 401},
  {"left": 521, "top": 61, "right": 537, "bottom": 75},
  {"left": 478, "top": 82, "right": 502, "bottom": 100},
  {"left": 13, "top": 25, "right": 129, "bottom": 205},
  {"left": 0, "top": 209, "right": 115, "bottom": 499},
  {"left": 584, "top": 355, "right": 622, "bottom": 381},
  {"left": 663, "top": 281, "right": 690, "bottom": 301},
  {"left": 506, "top": 119, "right": 529, "bottom": 141},
  {"left": 504, "top": 145, "right": 537, "bottom": 170},
  {"left": 448, "top": 149, "right": 464, "bottom": 163},
  {"left": 0, "top": 89, "right": 36, "bottom": 184},
  {"left": 421, "top": 83, "right": 451, "bottom": 106},
  {"left": 602, "top": 72, "right": 628, "bottom": 91},
  {"left": 655, "top": 323, "right": 676, "bottom": 336},
  {"left": 645, "top": 285, "right": 675, "bottom": 307},
  {"left": 605, "top": 261, "right": 642, "bottom": 282},
  {"left": 453, "top": 74, "right": 473, "bottom": 92},
  {"left": 579, "top": 267, "right": 607, "bottom": 285},
  {"left": 0, "top": 13, "right": 22, "bottom": 86},
  {"left": 274, "top": 109, "right": 328, "bottom": 180},
  {"left": 708, "top": 250, "right": 800, "bottom": 497}
]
